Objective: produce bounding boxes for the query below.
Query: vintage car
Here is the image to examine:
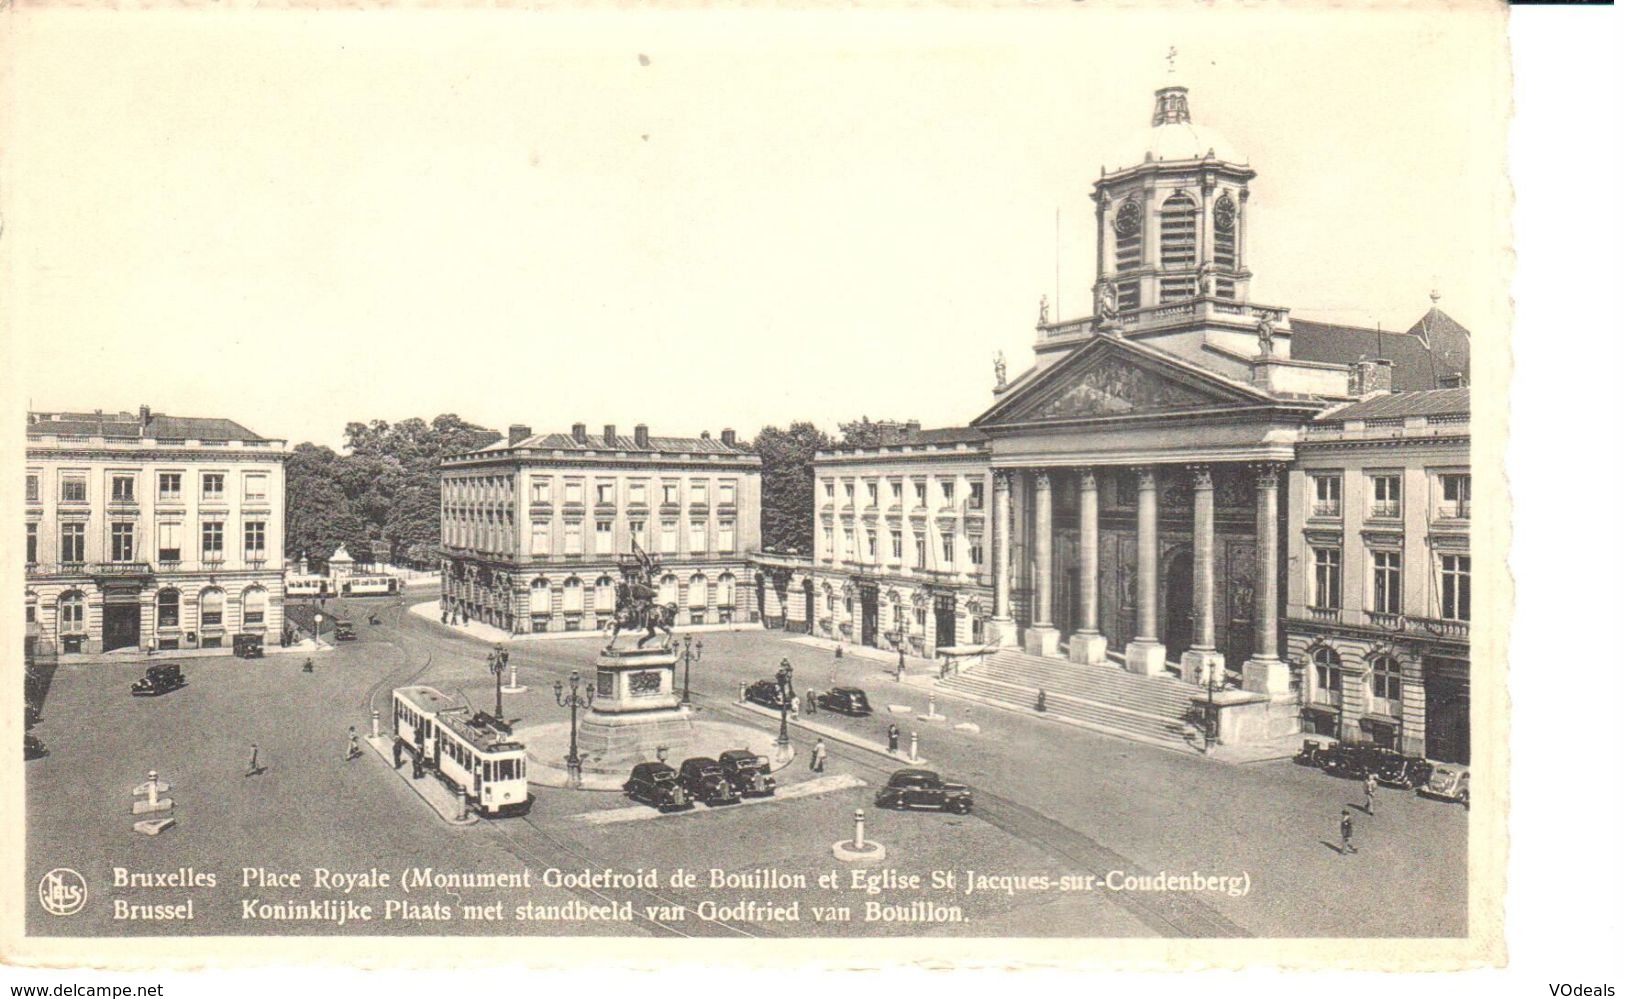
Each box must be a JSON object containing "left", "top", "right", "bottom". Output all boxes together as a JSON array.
[
  {"left": 1321, "top": 743, "right": 1395, "bottom": 780},
  {"left": 23, "top": 733, "right": 47, "bottom": 761},
  {"left": 1293, "top": 739, "right": 1336, "bottom": 768},
  {"left": 874, "top": 768, "right": 973, "bottom": 814},
  {"left": 677, "top": 757, "right": 742, "bottom": 807},
  {"left": 623, "top": 761, "right": 694, "bottom": 812},
  {"left": 1373, "top": 754, "right": 1434, "bottom": 790},
  {"left": 718, "top": 749, "right": 777, "bottom": 797},
  {"left": 131, "top": 663, "right": 187, "bottom": 697},
  {"left": 743, "top": 679, "right": 788, "bottom": 710},
  {"left": 333, "top": 621, "right": 358, "bottom": 642},
  {"left": 815, "top": 686, "right": 873, "bottom": 717},
  {"left": 232, "top": 633, "right": 265, "bottom": 659},
  {"left": 1418, "top": 764, "right": 1470, "bottom": 806}
]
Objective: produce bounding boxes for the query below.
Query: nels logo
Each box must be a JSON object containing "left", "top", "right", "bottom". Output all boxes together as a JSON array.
[{"left": 38, "top": 868, "right": 87, "bottom": 916}]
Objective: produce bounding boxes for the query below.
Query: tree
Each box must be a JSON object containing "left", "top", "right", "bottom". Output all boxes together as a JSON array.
[
  {"left": 836, "top": 416, "right": 901, "bottom": 449},
  {"left": 751, "top": 422, "right": 830, "bottom": 556}
]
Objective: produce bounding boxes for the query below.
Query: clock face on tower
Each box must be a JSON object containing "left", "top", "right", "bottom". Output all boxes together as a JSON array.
[
  {"left": 1214, "top": 193, "right": 1237, "bottom": 233},
  {"left": 1114, "top": 200, "right": 1142, "bottom": 236}
]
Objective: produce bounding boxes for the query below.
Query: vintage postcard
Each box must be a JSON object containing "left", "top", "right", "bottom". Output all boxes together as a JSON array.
[{"left": 1, "top": 0, "right": 1510, "bottom": 972}]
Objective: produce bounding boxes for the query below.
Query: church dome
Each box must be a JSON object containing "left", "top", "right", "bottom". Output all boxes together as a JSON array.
[{"left": 1104, "top": 84, "right": 1244, "bottom": 172}]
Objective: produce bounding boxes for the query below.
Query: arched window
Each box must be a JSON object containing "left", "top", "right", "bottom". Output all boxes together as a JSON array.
[
  {"left": 659, "top": 573, "right": 679, "bottom": 606},
  {"left": 1312, "top": 646, "right": 1342, "bottom": 704},
  {"left": 689, "top": 573, "right": 709, "bottom": 608},
  {"left": 200, "top": 587, "right": 226, "bottom": 628},
  {"left": 1213, "top": 192, "right": 1237, "bottom": 269},
  {"left": 531, "top": 578, "right": 552, "bottom": 619},
  {"left": 157, "top": 588, "right": 180, "bottom": 629},
  {"left": 1160, "top": 192, "right": 1198, "bottom": 268},
  {"left": 823, "top": 584, "right": 835, "bottom": 615},
  {"left": 58, "top": 591, "right": 85, "bottom": 635},
  {"left": 1370, "top": 655, "right": 1403, "bottom": 713},
  {"left": 562, "top": 576, "right": 583, "bottom": 613},
  {"left": 716, "top": 572, "right": 735, "bottom": 608},
  {"left": 241, "top": 586, "right": 268, "bottom": 628},
  {"left": 594, "top": 575, "right": 615, "bottom": 612}
]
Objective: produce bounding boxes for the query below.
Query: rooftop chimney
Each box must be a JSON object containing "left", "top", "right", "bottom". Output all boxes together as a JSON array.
[
  {"left": 571, "top": 422, "right": 588, "bottom": 444},
  {"left": 700, "top": 430, "right": 711, "bottom": 440},
  {"left": 905, "top": 419, "right": 921, "bottom": 434},
  {"left": 508, "top": 423, "right": 531, "bottom": 446},
  {"left": 1348, "top": 359, "right": 1394, "bottom": 397},
  {"left": 603, "top": 424, "right": 617, "bottom": 447},
  {"left": 139, "top": 405, "right": 152, "bottom": 428},
  {"left": 720, "top": 428, "right": 736, "bottom": 447},
  {"left": 634, "top": 424, "right": 650, "bottom": 448}
]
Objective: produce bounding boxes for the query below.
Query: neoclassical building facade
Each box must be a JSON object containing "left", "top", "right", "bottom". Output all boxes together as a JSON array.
[
  {"left": 25, "top": 407, "right": 289, "bottom": 656},
  {"left": 439, "top": 422, "right": 762, "bottom": 634}
]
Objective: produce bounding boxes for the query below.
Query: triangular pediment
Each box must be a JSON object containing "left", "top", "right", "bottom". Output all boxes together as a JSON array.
[{"left": 975, "top": 338, "right": 1272, "bottom": 428}]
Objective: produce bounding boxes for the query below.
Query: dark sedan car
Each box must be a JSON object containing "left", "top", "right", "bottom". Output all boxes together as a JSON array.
[
  {"left": 874, "top": 768, "right": 973, "bottom": 814},
  {"left": 718, "top": 749, "right": 777, "bottom": 798},
  {"left": 677, "top": 757, "right": 741, "bottom": 807},
  {"left": 815, "top": 686, "right": 872, "bottom": 717},
  {"left": 1374, "top": 754, "right": 1434, "bottom": 790},
  {"left": 623, "top": 761, "right": 693, "bottom": 812},
  {"left": 131, "top": 663, "right": 187, "bottom": 697},
  {"left": 743, "top": 679, "right": 788, "bottom": 710}
]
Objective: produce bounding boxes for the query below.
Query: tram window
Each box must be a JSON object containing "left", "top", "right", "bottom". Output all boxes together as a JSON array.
[{"left": 483, "top": 761, "right": 493, "bottom": 783}]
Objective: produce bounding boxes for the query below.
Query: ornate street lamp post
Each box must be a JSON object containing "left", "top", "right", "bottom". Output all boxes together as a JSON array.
[
  {"left": 681, "top": 635, "right": 703, "bottom": 705},
  {"left": 1203, "top": 665, "right": 1218, "bottom": 754},
  {"left": 774, "top": 660, "right": 795, "bottom": 754},
  {"left": 554, "top": 671, "right": 594, "bottom": 787},
  {"left": 488, "top": 651, "right": 504, "bottom": 720}
]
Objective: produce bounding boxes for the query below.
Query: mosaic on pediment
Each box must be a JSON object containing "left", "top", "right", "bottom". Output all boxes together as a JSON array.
[{"left": 1024, "top": 355, "right": 1216, "bottom": 421}]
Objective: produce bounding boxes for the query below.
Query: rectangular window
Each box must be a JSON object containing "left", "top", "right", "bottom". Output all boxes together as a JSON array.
[
  {"left": 202, "top": 472, "right": 226, "bottom": 500},
  {"left": 1372, "top": 551, "right": 1402, "bottom": 615},
  {"left": 60, "top": 522, "right": 85, "bottom": 563},
  {"left": 969, "top": 481, "right": 985, "bottom": 510},
  {"left": 1315, "top": 662, "right": 1343, "bottom": 698},
  {"left": 843, "top": 482, "right": 854, "bottom": 501},
  {"left": 866, "top": 482, "right": 878, "bottom": 505},
  {"left": 690, "top": 481, "right": 708, "bottom": 505},
  {"left": 941, "top": 481, "right": 955, "bottom": 504},
  {"left": 660, "top": 519, "right": 678, "bottom": 554},
  {"left": 158, "top": 522, "right": 182, "bottom": 563},
  {"left": 1370, "top": 474, "right": 1401, "bottom": 519},
  {"left": 629, "top": 482, "right": 647, "bottom": 505},
  {"left": 202, "top": 521, "right": 225, "bottom": 560},
  {"left": 1311, "top": 475, "right": 1342, "bottom": 518},
  {"left": 914, "top": 482, "right": 927, "bottom": 506},
  {"left": 564, "top": 480, "right": 584, "bottom": 504},
  {"left": 941, "top": 534, "right": 955, "bottom": 565},
  {"left": 530, "top": 521, "right": 551, "bottom": 556},
  {"left": 26, "top": 474, "right": 40, "bottom": 503},
  {"left": 1441, "top": 474, "right": 1471, "bottom": 519},
  {"left": 531, "top": 478, "right": 552, "bottom": 504},
  {"left": 244, "top": 521, "right": 266, "bottom": 560},
  {"left": 915, "top": 533, "right": 927, "bottom": 569},
  {"left": 690, "top": 520, "right": 708, "bottom": 553},
  {"left": 110, "top": 475, "right": 135, "bottom": 502},
  {"left": 822, "top": 527, "right": 835, "bottom": 556},
  {"left": 1312, "top": 547, "right": 1342, "bottom": 609},
  {"left": 823, "top": 480, "right": 835, "bottom": 500},
  {"left": 60, "top": 474, "right": 87, "bottom": 503},
  {"left": 969, "top": 534, "right": 985, "bottom": 566},
  {"left": 842, "top": 528, "right": 854, "bottom": 556},
  {"left": 563, "top": 521, "right": 583, "bottom": 555},
  {"left": 1371, "top": 660, "right": 1403, "bottom": 706},
  {"left": 890, "top": 481, "right": 903, "bottom": 503},
  {"left": 595, "top": 520, "right": 614, "bottom": 555},
  {"left": 718, "top": 520, "right": 736, "bottom": 552},
  {"left": 159, "top": 472, "right": 182, "bottom": 500},
  {"left": 866, "top": 529, "right": 877, "bottom": 558},
  {"left": 663, "top": 482, "right": 679, "bottom": 505},
  {"left": 1441, "top": 554, "right": 1471, "bottom": 622},
  {"left": 719, "top": 481, "right": 736, "bottom": 505},
  {"left": 244, "top": 474, "right": 268, "bottom": 503},
  {"left": 26, "top": 523, "right": 38, "bottom": 564},
  {"left": 110, "top": 522, "right": 135, "bottom": 562},
  {"left": 596, "top": 482, "right": 615, "bottom": 505}
]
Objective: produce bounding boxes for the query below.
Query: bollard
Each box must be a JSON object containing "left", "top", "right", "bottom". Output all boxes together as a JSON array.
[
  {"left": 459, "top": 790, "right": 470, "bottom": 822},
  {"left": 146, "top": 770, "right": 159, "bottom": 809},
  {"left": 508, "top": 663, "right": 519, "bottom": 689},
  {"left": 371, "top": 709, "right": 380, "bottom": 740},
  {"left": 853, "top": 809, "right": 866, "bottom": 850},
  {"left": 740, "top": 682, "right": 747, "bottom": 703},
  {"left": 928, "top": 693, "right": 937, "bottom": 717},
  {"left": 910, "top": 731, "right": 919, "bottom": 762}
]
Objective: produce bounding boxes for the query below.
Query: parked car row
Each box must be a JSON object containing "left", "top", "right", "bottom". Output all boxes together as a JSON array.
[
  {"left": 624, "top": 751, "right": 779, "bottom": 811},
  {"left": 1293, "top": 740, "right": 1468, "bottom": 805},
  {"left": 743, "top": 680, "right": 873, "bottom": 717}
]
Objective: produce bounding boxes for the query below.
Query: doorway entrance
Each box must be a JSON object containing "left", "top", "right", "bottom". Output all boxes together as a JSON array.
[
  {"left": 934, "top": 594, "right": 956, "bottom": 649},
  {"left": 1163, "top": 551, "right": 1194, "bottom": 661},
  {"left": 1424, "top": 666, "right": 1470, "bottom": 764},
  {"left": 802, "top": 578, "right": 815, "bottom": 634},
  {"left": 859, "top": 585, "right": 879, "bottom": 647},
  {"left": 102, "top": 603, "right": 141, "bottom": 652}
]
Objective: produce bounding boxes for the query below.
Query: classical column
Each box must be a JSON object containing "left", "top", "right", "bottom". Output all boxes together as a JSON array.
[
  {"left": 1069, "top": 468, "right": 1108, "bottom": 665},
  {"left": 1024, "top": 471, "right": 1060, "bottom": 657},
  {"left": 989, "top": 470, "right": 1017, "bottom": 646},
  {"left": 1179, "top": 464, "right": 1225, "bottom": 685},
  {"left": 1125, "top": 466, "right": 1167, "bottom": 675},
  {"left": 1242, "top": 462, "right": 1291, "bottom": 696}
]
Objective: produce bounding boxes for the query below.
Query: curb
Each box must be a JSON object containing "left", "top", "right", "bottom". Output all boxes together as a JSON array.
[
  {"left": 923, "top": 681, "right": 1200, "bottom": 757},
  {"left": 733, "top": 700, "right": 928, "bottom": 768},
  {"left": 366, "top": 736, "right": 480, "bottom": 826}
]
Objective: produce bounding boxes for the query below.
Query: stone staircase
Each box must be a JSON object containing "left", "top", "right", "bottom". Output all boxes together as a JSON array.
[{"left": 938, "top": 648, "right": 1201, "bottom": 748}]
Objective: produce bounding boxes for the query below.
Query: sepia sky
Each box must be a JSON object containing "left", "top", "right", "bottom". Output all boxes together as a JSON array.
[{"left": 1, "top": 4, "right": 1509, "bottom": 449}]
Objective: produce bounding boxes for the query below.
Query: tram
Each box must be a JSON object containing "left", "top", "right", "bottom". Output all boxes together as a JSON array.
[
  {"left": 392, "top": 685, "right": 532, "bottom": 817},
  {"left": 284, "top": 576, "right": 329, "bottom": 598},
  {"left": 342, "top": 575, "right": 401, "bottom": 597}
]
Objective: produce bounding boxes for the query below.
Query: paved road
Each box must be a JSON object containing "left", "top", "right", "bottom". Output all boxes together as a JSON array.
[{"left": 23, "top": 599, "right": 1466, "bottom": 938}]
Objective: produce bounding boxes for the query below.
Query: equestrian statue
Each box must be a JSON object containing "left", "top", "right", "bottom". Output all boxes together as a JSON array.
[{"left": 604, "top": 539, "right": 678, "bottom": 652}]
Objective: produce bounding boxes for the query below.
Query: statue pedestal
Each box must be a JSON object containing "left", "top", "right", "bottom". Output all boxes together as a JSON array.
[{"left": 576, "top": 647, "right": 695, "bottom": 773}]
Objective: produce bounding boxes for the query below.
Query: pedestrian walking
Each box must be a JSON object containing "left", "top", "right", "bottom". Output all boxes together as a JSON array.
[
  {"left": 834, "top": 645, "right": 843, "bottom": 661},
  {"left": 810, "top": 738, "right": 827, "bottom": 773},
  {"left": 790, "top": 694, "right": 801, "bottom": 720},
  {"left": 1340, "top": 809, "right": 1357, "bottom": 854},
  {"left": 346, "top": 726, "right": 361, "bottom": 761},
  {"left": 246, "top": 742, "right": 261, "bottom": 777},
  {"left": 805, "top": 689, "right": 818, "bottom": 716},
  {"left": 441, "top": 610, "right": 448, "bottom": 625},
  {"left": 887, "top": 723, "right": 900, "bottom": 754},
  {"left": 1364, "top": 773, "right": 1378, "bottom": 815}
]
